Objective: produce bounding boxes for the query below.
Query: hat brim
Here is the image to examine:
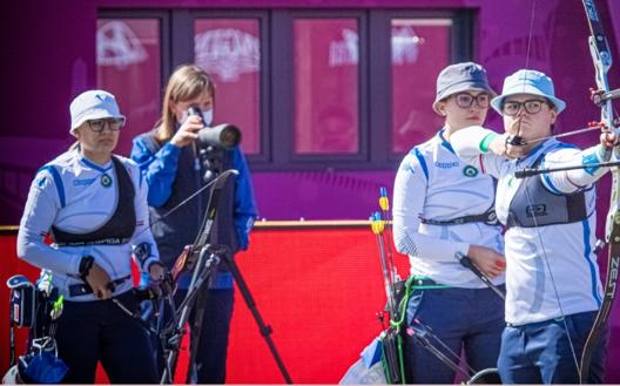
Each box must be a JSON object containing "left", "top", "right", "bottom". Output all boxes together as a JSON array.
[
  {"left": 490, "top": 85, "right": 566, "bottom": 114},
  {"left": 432, "top": 83, "right": 498, "bottom": 114},
  {"left": 71, "top": 109, "right": 126, "bottom": 134}
]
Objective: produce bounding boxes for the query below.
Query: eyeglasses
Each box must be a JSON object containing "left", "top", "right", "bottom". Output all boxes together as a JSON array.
[
  {"left": 501, "top": 99, "right": 549, "bottom": 116},
  {"left": 451, "top": 92, "right": 491, "bottom": 109},
  {"left": 87, "top": 118, "right": 125, "bottom": 133}
]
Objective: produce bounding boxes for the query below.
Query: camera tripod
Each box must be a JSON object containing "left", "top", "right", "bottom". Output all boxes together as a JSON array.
[{"left": 158, "top": 243, "right": 293, "bottom": 384}]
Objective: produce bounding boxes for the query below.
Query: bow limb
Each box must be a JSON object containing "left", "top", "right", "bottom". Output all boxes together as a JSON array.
[{"left": 579, "top": 0, "right": 619, "bottom": 382}]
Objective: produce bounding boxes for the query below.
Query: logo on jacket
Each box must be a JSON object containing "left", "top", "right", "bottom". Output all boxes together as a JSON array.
[
  {"left": 73, "top": 178, "right": 96, "bottom": 187},
  {"left": 435, "top": 161, "right": 459, "bottom": 169},
  {"left": 100, "top": 174, "right": 112, "bottom": 188},
  {"left": 462, "top": 165, "right": 479, "bottom": 177},
  {"left": 526, "top": 204, "right": 547, "bottom": 218}
]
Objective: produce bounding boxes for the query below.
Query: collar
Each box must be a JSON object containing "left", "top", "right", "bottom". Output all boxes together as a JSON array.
[
  {"left": 79, "top": 154, "right": 113, "bottom": 173},
  {"left": 437, "top": 128, "right": 456, "bottom": 154}
]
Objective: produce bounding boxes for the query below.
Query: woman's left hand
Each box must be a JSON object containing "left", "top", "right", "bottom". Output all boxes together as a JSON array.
[{"left": 85, "top": 263, "right": 113, "bottom": 299}]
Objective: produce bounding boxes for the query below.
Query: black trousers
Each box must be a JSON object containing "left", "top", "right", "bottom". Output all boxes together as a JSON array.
[
  {"left": 55, "top": 290, "right": 158, "bottom": 384},
  {"left": 180, "top": 287, "right": 234, "bottom": 384}
]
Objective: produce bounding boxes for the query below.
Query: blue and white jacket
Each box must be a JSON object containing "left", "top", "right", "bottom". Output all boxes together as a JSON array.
[
  {"left": 392, "top": 129, "right": 505, "bottom": 288},
  {"left": 17, "top": 148, "right": 159, "bottom": 302},
  {"left": 451, "top": 126, "right": 607, "bottom": 325}
]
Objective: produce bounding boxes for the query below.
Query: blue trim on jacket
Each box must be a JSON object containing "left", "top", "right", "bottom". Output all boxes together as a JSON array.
[
  {"left": 38, "top": 165, "right": 66, "bottom": 208},
  {"left": 412, "top": 148, "right": 429, "bottom": 180}
]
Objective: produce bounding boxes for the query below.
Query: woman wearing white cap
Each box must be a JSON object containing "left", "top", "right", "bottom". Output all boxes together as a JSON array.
[
  {"left": 16, "top": 90, "right": 163, "bottom": 383},
  {"left": 392, "top": 62, "right": 506, "bottom": 383},
  {"left": 450, "top": 69, "right": 613, "bottom": 383}
]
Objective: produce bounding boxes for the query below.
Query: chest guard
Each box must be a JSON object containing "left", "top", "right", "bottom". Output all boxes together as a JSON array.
[
  {"left": 51, "top": 156, "right": 136, "bottom": 246},
  {"left": 506, "top": 152, "right": 589, "bottom": 228}
]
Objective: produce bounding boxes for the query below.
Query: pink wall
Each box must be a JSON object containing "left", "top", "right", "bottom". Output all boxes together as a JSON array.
[{"left": 0, "top": 0, "right": 618, "bottom": 223}]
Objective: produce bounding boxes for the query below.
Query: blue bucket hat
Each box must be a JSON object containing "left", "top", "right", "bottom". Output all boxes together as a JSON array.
[
  {"left": 69, "top": 90, "right": 126, "bottom": 135},
  {"left": 490, "top": 69, "right": 566, "bottom": 114},
  {"left": 433, "top": 62, "right": 496, "bottom": 113}
]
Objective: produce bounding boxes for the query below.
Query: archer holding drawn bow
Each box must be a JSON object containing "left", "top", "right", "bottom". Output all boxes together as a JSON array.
[{"left": 451, "top": 68, "right": 618, "bottom": 384}]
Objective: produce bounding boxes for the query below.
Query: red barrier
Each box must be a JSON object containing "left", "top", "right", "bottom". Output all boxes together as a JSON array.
[
  {"left": 2, "top": 225, "right": 619, "bottom": 382},
  {"left": 0, "top": 225, "right": 408, "bottom": 383}
]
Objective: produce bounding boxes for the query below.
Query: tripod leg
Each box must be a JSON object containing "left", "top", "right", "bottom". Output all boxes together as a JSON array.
[
  {"left": 160, "top": 252, "right": 219, "bottom": 384},
  {"left": 223, "top": 253, "right": 293, "bottom": 384}
]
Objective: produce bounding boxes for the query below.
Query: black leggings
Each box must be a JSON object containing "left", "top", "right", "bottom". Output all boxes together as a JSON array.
[{"left": 55, "top": 290, "right": 158, "bottom": 384}]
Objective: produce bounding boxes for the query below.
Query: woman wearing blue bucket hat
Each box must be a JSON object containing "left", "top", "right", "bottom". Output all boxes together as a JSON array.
[
  {"left": 392, "top": 62, "right": 506, "bottom": 383},
  {"left": 451, "top": 69, "right": 615, "bottom": 383}
]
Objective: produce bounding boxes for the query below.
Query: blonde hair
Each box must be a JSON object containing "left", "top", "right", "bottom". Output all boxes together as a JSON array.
[{"left": 154, "top": 64, "right": 216, "bottom": 143}]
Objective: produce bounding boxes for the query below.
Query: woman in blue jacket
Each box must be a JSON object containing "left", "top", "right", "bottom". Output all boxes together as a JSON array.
[{"left": 131, "top": 64, "right": 258, "bottom": 383}]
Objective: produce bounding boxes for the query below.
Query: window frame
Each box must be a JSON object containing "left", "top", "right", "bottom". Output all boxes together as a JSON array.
[
  {"left": 96, "top": 8, "right": 473, "bottom": 171},
  {"left": 278, "top": 10, "right": 370, "bottom": 166},
  {"left": 374, "top": 9, "right": 473, "bottom": 165},
  {"left": 97, "top": 9, "right": 171, "bottom": 107},
  {"left": 186, "top": 10, "right": 271, "bottom": 162}
]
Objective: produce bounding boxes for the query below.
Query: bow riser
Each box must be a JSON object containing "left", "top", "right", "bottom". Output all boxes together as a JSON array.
[{"left": 588, "top": 35, "right": 616, "bottom": 135}]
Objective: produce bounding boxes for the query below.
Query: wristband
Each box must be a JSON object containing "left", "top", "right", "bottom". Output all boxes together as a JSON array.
[{"left": 79, "top": 255, "right": 95, "bottom": 279}]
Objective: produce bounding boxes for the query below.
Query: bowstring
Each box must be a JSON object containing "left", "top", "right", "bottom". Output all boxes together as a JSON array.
[
  {"left": 523, "top": 182, "right": 582, "bottom": 376},
  {"left": 518, "top": 0, "right": 582, "bottom": 378},
  {"left": 133, "top": 169, "right": 238, "bottom": 241}
]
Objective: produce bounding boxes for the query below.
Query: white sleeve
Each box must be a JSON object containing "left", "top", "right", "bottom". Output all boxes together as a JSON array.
[
  {"left": 539, "top": 145, "right": 610, "bottom": 194},
  {"left": 128, "top": 162, "right": 160, "bottom": 272},
  {"left": 16, "top": 169, "right": 82, "bottom": 275},
  {"left": 392, "top": 153, "right": 469, "bottom": 262},
  {"left": 450, "top": 126, "right": 507, "bottom": 178}
]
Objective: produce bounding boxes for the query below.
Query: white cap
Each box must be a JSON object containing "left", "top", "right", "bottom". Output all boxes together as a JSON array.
[{"left": 69, "top": 90, "right": 126, "bottom": 135}]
